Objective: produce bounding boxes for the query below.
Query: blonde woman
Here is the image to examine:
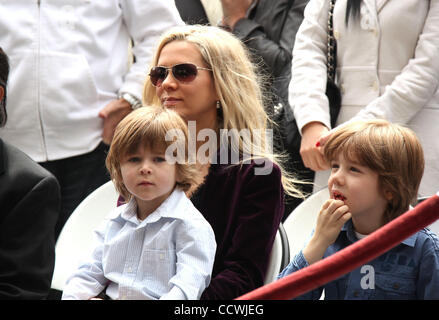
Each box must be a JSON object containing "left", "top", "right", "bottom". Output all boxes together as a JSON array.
[{"left": 143, "top": 25, "right": 304, "bottom": 299}]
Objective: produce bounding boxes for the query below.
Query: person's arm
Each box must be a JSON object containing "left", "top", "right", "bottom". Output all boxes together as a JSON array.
[
  {"left": 61, "top": 222, "right": 108, "bottom": 300},
  {"left": 277, "top": 250, "right": 323, "bottom": 300},
  {"left": 287, "top": 0, "right": 333, "bottom": 170},
  {"left": 201, "top": 163, "right": 284, "bottom": 299},
  {"left": 277, "top": 199, "right": 350, "bottom": 300},
  {"left": 119, "top": 0, "right": 184, "bottom": 99},
  {"left": 99, "top": 0, "right": 184, "bottom": 144},
  {"left": 289, "top": 0, "right": 331, "bottom": 133},
  {"left": 352, "top": 0, "right": 439, "bottom": 125},
  {"left": 416, "top": 231, "right": 439, "bottom": 299},
  {"left": 231, "top": 0, "right": 308, "bottom": 79},
  {"left": 160, "top": 217, "right": 216, "bottom": 300},
  {"left": 0, "top": 176, "right": 60, "bottom": 299}
]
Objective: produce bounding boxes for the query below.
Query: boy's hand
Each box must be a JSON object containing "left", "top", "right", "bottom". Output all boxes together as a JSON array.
[
  {"left": 303, "top": 199, "right": 351, "bottom": 265},
  {"left": 315, "top": 199, "right": 351, "bottom": 246}
]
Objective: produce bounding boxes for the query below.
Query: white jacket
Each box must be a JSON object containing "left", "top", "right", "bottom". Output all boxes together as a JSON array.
[
  {"left": 290, "top": 0, "right": 439, "bottom": 197},
  {"left": 0, "top": 0, "right": 184, "bottom": 162}
]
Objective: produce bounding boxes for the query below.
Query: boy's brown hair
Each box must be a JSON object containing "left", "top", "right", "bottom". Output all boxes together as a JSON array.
[
  {"left": 106, "top": 106, "right": 204, "bottom": 201},
  {"left": 324, "top": 119, "right": 425, "bottom": 223}
]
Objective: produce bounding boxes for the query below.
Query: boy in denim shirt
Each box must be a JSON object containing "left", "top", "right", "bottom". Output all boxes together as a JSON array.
[{"left": 279, "top": 120, "right": 439, "bottom": 299}]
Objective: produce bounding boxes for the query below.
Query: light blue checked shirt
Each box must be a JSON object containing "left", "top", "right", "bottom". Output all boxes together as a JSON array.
[{"left": 62, "top": 189, "right": 216, "bottom": 300}]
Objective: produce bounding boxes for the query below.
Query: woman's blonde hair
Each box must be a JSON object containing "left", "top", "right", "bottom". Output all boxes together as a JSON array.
[
  {"left": 143, "top": 25, "right": 304, "bottom": 198},
  {"left": 324, "top": 119, "right": 425, "bottom": 223},
  {"left": 106, "top": 107, "right": 204, "bottom": 200}
]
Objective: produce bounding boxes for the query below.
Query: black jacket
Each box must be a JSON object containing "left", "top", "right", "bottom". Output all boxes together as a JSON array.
[
  {"left": 0, "top": 139, "right": 60, "bottom": 299},
  {"left": 232, "top": 0, "right": 308, "bottom": 106},
  {"left": 175, "top": 0, "right": 209, "bottom": 25}
]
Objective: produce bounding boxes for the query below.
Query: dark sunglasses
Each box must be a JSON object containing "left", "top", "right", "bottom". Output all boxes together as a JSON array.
[{"left": 149, "top": 63, "right": 212, "bottom": 87}]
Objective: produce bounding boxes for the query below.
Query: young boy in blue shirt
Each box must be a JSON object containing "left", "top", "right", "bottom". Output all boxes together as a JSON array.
[{"left": 279, "top": 119, "right": 439, "bottom": 299}]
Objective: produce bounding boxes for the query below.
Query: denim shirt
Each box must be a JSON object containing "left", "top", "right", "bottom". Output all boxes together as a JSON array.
[{"left": 279, "top": 220, "right": 439, "bottom": 300}]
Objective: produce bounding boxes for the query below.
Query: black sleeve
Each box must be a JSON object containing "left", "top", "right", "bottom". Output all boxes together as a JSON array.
[
  {"left": 175, "top": 0, "right": 210, "bottom": 25},
  {"left": 232, "top": 0, "right": 308, "bottom": 78},
  {"left": 0, "top": 175, "right": 60, "bottom": 299}
]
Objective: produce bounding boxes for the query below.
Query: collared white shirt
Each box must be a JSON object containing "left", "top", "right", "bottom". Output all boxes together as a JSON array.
[
  {"left": 62, "top": 189, "right": 216, "bottom": 300},
  {"left": 0, "top": 0, "right": 184, "bottom": 161}
]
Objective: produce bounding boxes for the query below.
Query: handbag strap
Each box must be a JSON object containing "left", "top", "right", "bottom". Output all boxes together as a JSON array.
[{"left": 327, "top": 0, "right": 337, "bottom": 82}]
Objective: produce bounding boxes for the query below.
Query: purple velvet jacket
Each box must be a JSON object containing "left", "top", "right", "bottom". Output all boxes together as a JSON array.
[{"left": 191, "top": 159, "right": 284, "bottom": 300}]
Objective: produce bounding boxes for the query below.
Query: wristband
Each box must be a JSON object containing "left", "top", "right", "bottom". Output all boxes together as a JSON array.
[{"left": 118, "top": 92, "right": 142, "bottom": 110}]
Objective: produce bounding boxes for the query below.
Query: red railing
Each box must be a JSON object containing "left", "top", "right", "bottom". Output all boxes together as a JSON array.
[{"left": 237, "top": 193, "right": 439, "bottom": 300}]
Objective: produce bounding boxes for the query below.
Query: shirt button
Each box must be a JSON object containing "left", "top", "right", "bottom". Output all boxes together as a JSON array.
[
  {"left": 353, "top": 290, "right": 359, "bottom": 297},
  {"left": 340, "top": 83, "right": 346, "bottom": 94},
  {"left": 371, "top": 81, "right": 379, "bottom": 91},
  {"left": 393, "top": 283, "right": 400, "bottom": 290}
]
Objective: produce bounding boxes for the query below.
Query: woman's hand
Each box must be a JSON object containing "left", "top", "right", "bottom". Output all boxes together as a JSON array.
[
  {"left": 317, "top": 129, "right": 334, "bottom": 149},
  {"left": 302, "top": 199, "right": 351, "bottom": 265},
  {"left": 300, "top": 122, "right": 330, "bottom": 171}
]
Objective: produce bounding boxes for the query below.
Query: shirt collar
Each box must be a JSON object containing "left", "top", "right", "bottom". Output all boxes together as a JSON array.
[
  {"left": 341, "top": 219, "right": 418, "bottom": 247},
  {"left": 111, "top": 188, "right": 189, "bottom": 226}
]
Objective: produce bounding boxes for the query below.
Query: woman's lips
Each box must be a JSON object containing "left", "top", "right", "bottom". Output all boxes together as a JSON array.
[{"left": 162, "top": 97, "right": 181, "bottom": 107}]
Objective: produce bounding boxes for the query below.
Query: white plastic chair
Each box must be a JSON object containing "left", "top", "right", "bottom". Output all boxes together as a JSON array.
[
  {"left": 51, "top": 180, "right": 119, "bottom": 292},
  {"left": 282, "top": 188, "right": 329, "bottom": 299},
  {"left": 264, "top": 223, "right": 289, "bottom": 284},
  {"left": 283, "top": 188, "right": 330, "bottom": 258}
]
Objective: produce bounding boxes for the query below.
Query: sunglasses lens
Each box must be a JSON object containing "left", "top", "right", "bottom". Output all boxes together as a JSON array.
[
  {"left": 149, "top": 67, "right": 167, "bottom": 86},
  {"left": 173, "top": 64, "right": 198, "bottom": 82}
]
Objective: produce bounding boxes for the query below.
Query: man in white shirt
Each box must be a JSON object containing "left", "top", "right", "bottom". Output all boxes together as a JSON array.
[{"left": 0, "top": 0, "right": 184, "bottom": 239}]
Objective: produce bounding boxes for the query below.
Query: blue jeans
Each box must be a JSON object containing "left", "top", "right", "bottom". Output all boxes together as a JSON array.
[{"left": 40, "top": 142, "right": 110, "bottom": 240}]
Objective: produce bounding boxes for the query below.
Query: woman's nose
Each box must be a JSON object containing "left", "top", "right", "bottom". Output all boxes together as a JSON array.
[{"left": 161, "top": 71, "right": 178, "bottom": 90}]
